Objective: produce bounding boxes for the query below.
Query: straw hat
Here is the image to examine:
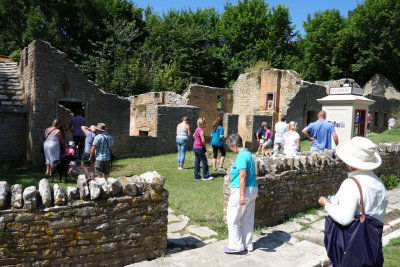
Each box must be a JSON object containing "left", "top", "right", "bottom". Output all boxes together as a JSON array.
[
  {"left": 336, "top": 137, "right": 381, "bottom": 170},
  {"left": 95, "top": 123, "right": 107, "bottom": 132}
]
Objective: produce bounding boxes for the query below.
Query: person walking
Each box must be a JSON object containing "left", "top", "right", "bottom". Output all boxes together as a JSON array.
[
  {"left": 261, "top": 124, "right": 272, "bottom": 160},
  {"left": 193, "top": 118, "right": 213, "bottom": 181},
  {"left": 302, "top": 110, "right": 338, "bottom": 152},
  {"left": 43, "top": 119, "right": 65, "bottom": 176},
  {"left": 211, "top": 117, "right": 226, "bottom": 172},
  {"left": 69, "top": 109, "right": 86, "bottom": 157},
  {"left": 388, "top": 117, "right": 397, "bottom": 129},
  {"left": 224, "top": 134, "right": 258, "bottom": 254},
  {"left": 318, "top": 137, "right": 388, "bottom": 266},
  {"left": 282, "top": 121, "right": 300, "bottom": 156},
  {"left": 255, "top": 122, "right": 267, "bottom": 155},
  {"left": 89, "top": 123, "right": 113, "bottom": 179},
  {"left": 176, "top": 116, "right": 191, "bottom": 170},
  {"left": 273, "top": 115, "right": 287, "bottom": 156},
  {"left": 81, "top": 125, "right": 96, "bottom": 180}
]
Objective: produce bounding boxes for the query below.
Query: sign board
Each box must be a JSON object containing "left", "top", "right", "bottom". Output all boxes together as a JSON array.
[{"left": 329, "top": 86, "right": 364, "bottom": 96}]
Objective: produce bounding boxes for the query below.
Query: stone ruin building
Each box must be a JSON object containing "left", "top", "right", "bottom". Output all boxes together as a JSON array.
[{"left": 1, "top": 39, "right": 399, "bottom": 163}]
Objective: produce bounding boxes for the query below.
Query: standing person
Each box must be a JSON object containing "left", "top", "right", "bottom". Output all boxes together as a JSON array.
[
  {"left": 318, "top": 137, "right": 388, "bottom": 266},
  {"left": 69, "top": 109, "right": 85, "bottom": 157},
  {"left": 261, "top": 124, "right": 272, "bottom": 160},
  {"left": 43, "top": 119, "right": 65, "bottom": 176},
  {"left": 193, "top": 118, "right": 213, "bottom": 181},
  {"left": 89, "top": 123, "right": 113, "bottom": 179},
  {"left": 224, "top": 134, "right": 258, "bottom": 254},
  {"left": 367, "top": 112, "right": 372, "bottom": 132},
  {"left": 176, "top": 116, "right": 191, "bottom": 170},
  {"left": 211, "top": 117, "right": 226, "bottom": 172},
  {"left": 65, "top": 141, "right": 76, "bottom": 176},
  {"left": 282, "top": 121, "right": 300, "bottom": 156},
  {"left": 255, "top": 122, "right": 267, "bottom": 155},
  {"left": 81, "top": 125, "right": 96, "bottom": 180},
  {"left": 273, "top": 115, "right": 287, "bottom": 156},
  {"left": 388, "top": 117, "right": 397, "bottom": 129},
  {"left": 302, "top": 110, "right": 339, "bottom": 152}
]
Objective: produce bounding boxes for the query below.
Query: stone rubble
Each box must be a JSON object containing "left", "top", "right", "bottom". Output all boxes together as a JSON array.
[
  {"left": 53, "top": 184, "right": 66, "bottom": 206},
  {"left": 11, "top": 184, "right": 23, "bottom": 208},
  {"left": 39, "top": 178, "right": 52, "bottom": 207},
  {"left": 23, "top": 186, "right": 37, "bottom": 210},
  {"left": 0, "top": 181, "right": 10, "bottom": 208}
]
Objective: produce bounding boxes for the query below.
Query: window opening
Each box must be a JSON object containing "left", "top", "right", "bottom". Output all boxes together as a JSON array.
[
  {"left": 264, "top": 93, "right": 275, "bottom": 110},
  {"left": 217, "top": 94, "right": 222, "bottom": 111}
]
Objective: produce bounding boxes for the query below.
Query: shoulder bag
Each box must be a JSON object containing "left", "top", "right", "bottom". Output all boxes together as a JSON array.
[
  {"left": 101, "top": 134, "right": 115, "bottom": 162},
  {"left": 324, "top": 177, "right": 384, "bottom": 267}
]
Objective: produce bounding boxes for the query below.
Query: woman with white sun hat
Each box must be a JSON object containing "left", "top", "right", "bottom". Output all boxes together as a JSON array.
[{"left": 318, "top": 136, "right": 388, "bottom": 266}]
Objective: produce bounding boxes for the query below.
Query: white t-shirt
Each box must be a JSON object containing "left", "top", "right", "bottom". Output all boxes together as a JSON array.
[
  {"left": 283, "top": 131, "right": 300, "bottom": 155},
  {"left": 325, "top": 170, "right": 388, "bottom": 226}
]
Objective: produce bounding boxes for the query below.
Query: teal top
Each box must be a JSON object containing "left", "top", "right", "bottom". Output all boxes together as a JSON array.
[{"left": 230, "top": 148, "right": 257, "bottom": 188}]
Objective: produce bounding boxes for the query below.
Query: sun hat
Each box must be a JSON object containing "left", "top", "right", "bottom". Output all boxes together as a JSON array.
[
  {"left": 68, "top": 141, "right": 75, "bottom": 146},
  {"left": 336, "top": 136, "right": 381, "bottom": 171},
  {"left": 95, "top": 123, "right": 107, "bottom": 132}
]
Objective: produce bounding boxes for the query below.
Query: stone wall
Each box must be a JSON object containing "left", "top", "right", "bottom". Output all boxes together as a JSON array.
[
  {"left": 129, "top": 92, "right": 185, "bottom": 136},
  {"left": 223, "top": 143, "right": 400, "bottom": 226},
  {"left": 183, "top": 84, "right": 233, "bottom": 135},
  {"left": 17, "top": 40, "right": 199, "bottom": 165},
  {"left": 0, "top": 110, "right": 27, "bottom": 161},
  {"left": 223, "top": 113, "right": 239, "bottom": 138},
  {"left": 0, "top": 171, "right": 168, "bottom": 266}
]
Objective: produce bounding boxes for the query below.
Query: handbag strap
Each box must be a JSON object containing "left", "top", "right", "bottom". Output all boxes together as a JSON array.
[
  {"left": 101, "top": 133, "right": 112, "bottom": 153},
  {"left": 348, "top": 177, "right": 365, "bottom": 223},
  {"left": 44, "top": 128, "right": 57, "bottom": 141}
]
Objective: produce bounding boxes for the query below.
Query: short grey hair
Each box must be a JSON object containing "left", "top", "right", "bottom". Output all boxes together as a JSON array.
[
  {"left": 262, "top": 122, "right": 268, "bottom": 127},
  {"left": 226, "top": 134, "right": 243, "bottom": 148}
]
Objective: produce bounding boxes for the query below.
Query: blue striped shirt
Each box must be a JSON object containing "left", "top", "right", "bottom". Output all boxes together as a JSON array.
[{"left": 93, "top": 132, "right": 113, "bottom": 161}]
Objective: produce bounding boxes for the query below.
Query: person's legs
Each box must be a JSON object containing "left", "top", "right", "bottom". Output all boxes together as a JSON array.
[
  {"left": 90, "top": 161, "right": 95, "bottom": 180},
  {"left": 212, "top": 145, "right": 218, "bottom": 170},
  {"left": 241, "top": 187, "right": 258, "bottom": 251},
  {"left": 95, "top": 160, "right": 103, "bottom": 178},
  {"left": 181, "top": 139, "right": 188, "bottom": 168},
  {"left": 199, "top": 149, "right": 210, "bottom": 178},
  {"left": 219, "top": 146, "right": 226, "bottom": 169},
  {"left": 81, "top": 161, "right": 89, "bottom": 178},
  {"left": 227, "top": 188, "right": 245, "bottom": 251},
  {"left": 103, "top": 161, "right": 111, "bottom": 179},
  {"left": 193, "top": 148, "right": 201, "bottom": 179},
  {"left": 267, "top": 146, "right": 272, "bottom": 157},
  {"left": 177, "top": 139, "right": 184, "bottom": 168},
  {"left": 273, "top": 143, "right": 281, "bottom": 156},
  {"left": 46, "top": 164, "right": 51, "bottom": 175}
]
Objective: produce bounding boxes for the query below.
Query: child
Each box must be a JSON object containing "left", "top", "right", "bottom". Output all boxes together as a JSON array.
[
  {"left": 256, "top": 122, "right": 267, "bottom": 155},
  {"left": 65, "top": 141, "right": 76, "bottom": 176},
  {"left": 262, "top": 124, "right": 273, "bottom": 159}
]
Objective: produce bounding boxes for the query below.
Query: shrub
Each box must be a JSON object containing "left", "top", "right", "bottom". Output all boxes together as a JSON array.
[
  {"left": 9, "top": 49, "right": 21, "bottom": 62},
  {"left": 381, "top": 174, "right": 400, "bottom": 190}
]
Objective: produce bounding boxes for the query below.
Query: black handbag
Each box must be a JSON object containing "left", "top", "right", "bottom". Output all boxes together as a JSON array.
[{"left": 324, "top": 177, "right": 384, "bottom": 267}]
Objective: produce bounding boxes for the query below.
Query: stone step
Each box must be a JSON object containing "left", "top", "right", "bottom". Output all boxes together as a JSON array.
[{"left": 1, "top": 101, "right": 24, "bottom": 106}]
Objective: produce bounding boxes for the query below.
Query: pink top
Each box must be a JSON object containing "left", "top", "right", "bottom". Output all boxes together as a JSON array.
[
  {"left": 367, "top": 113, "right": 372, "bottom": 123},
  {"left": 265, "top": 129, "right": 272, "bottom": 140},
  {"left": 65, "top": 147, "right": 75, "bottom": 156},
  {"left": 193, "top": 128, "right": 204, "bottom": 149}
]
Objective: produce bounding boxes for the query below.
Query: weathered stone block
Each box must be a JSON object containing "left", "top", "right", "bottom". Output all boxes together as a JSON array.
[
  {"left": 107, "top": 178, "right": 122, "bottom": 196},
  {"left": 39, "top": 178, "right": 52, "bottom": 208},
  {"left": 23, "top": 186, "right": 37, "bottom": 210},
  {"left": 140, "top": 171, "right": 165, "bottom": 193},
  {"left": 53, "top": 184, "right": 66, "bottom": 206},
  {"left": 67, "top": 186, "right": 80, "bottom": 201},
  {"left": 0, "top": 181, "right": 10, "bottom": 209},
  {"left": 118, "top": 177, "right": 138, "bottom": 196},
  {"left": 89, "top": 180, "right": 101, "bottom": 200},
  {"left": 11, "top": 184, "right": 23, "bottom": 209},
  {"left": 77, "top": 175, "right": 90, "bottom": 200}
]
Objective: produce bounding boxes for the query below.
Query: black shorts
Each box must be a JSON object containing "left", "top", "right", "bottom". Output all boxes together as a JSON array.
[{"left": 212, "top": 145, "right": 226, "bottom": 158}]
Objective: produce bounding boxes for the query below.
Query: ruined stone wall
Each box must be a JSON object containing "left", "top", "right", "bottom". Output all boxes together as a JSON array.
[
  {"left": 0, "top": 110, "right": 27, "bottom": 161},
  {"left": 223, "top": 143, "right": 400, "bottom": 226},
  {"left": 0, "top": 172, "right": 168, "bottom": 266},
  {"left": 129, "top": 92, "right": 185, "bottom": 136},
  {"left": 183, "top": 84, "right": 233, "bottom": 135},
  {"left": 223, "top": 114, "right": 239, "bottom": 138}
]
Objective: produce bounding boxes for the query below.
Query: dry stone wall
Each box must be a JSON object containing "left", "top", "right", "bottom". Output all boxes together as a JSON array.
[
  {"left": 223, "top": 143, "right": 400, "bottom": 226},
  {"left": 0, "top": 171, "right": 168, "bottom": 266}
]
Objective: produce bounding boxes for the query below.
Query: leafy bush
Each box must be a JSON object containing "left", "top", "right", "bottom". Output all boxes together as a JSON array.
[
  {"left": 381, "top": 174, "right": 400, "bottom": 190},
  {"left": 9, "top": 49, "right": 21, "bottom": 62}
]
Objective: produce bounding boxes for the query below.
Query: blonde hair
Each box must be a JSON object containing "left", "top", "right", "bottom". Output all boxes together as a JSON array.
[
  {"left": 286, "top": 121, "right": 298, "bottom": 134},
  {"left": 197, "top": 118, "right": 206, "bottom": 128},
  {"left": 52, "top": 119, "right": 61, "bottom": 127}
]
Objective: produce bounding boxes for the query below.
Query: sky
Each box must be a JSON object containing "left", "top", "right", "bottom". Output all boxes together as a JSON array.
[{"left": 132, "top": 0, "right": 360, "bottom": 35}]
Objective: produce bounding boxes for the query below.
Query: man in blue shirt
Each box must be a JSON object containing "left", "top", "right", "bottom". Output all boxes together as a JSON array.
[
  {"left": 89, "top": 123, "right": 114, "bottom": 179},
  {"left": 302, "top": 111, "right": 339, "bottom": 152}
]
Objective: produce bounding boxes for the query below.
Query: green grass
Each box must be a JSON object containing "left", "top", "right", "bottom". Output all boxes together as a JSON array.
[
  {"left": 383, "top": 237, "right": 400, "bottom": 267},
  {"left": 367, "top": 126, "right": 400, "bottom": 144},
  {"left": 300, "top": 139, "right": 312, "bottom": 152}
]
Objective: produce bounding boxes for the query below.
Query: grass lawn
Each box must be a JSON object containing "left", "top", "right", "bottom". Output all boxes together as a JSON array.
[
  {"left": 383, "top": 237, "right": 400, "bottom": 267},
  {"left": 367, "top": 126, "right": 400, "bottom": 144}
]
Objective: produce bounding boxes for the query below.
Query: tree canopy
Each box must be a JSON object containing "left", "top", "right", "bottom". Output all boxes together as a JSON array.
[{"left": 0, "top": 0, "right": 399, "bottom": 96}]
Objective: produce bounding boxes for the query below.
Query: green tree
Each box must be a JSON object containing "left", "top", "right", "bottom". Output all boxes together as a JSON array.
[
  {"left": 299, "top": 9, "right": 345, "bottom": 82},
  {"left": 332, "top": 0, "right": 400, "bottom": 87},
  {"left": 218, "top": 0, "right": 296, "bottom": 84}
]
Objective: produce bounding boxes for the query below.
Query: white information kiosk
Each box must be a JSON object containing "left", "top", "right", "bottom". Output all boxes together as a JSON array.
[{"left": 317, "top": 84, "right": 374, "bottom": 148}]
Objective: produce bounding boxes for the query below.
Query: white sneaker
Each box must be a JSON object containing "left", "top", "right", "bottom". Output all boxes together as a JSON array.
[
  {"left": 202, "top": 176, "right": 214, "bottom": 181},
  {"left": 218, "top": 167, "right": 227, "bottom": 172}
]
